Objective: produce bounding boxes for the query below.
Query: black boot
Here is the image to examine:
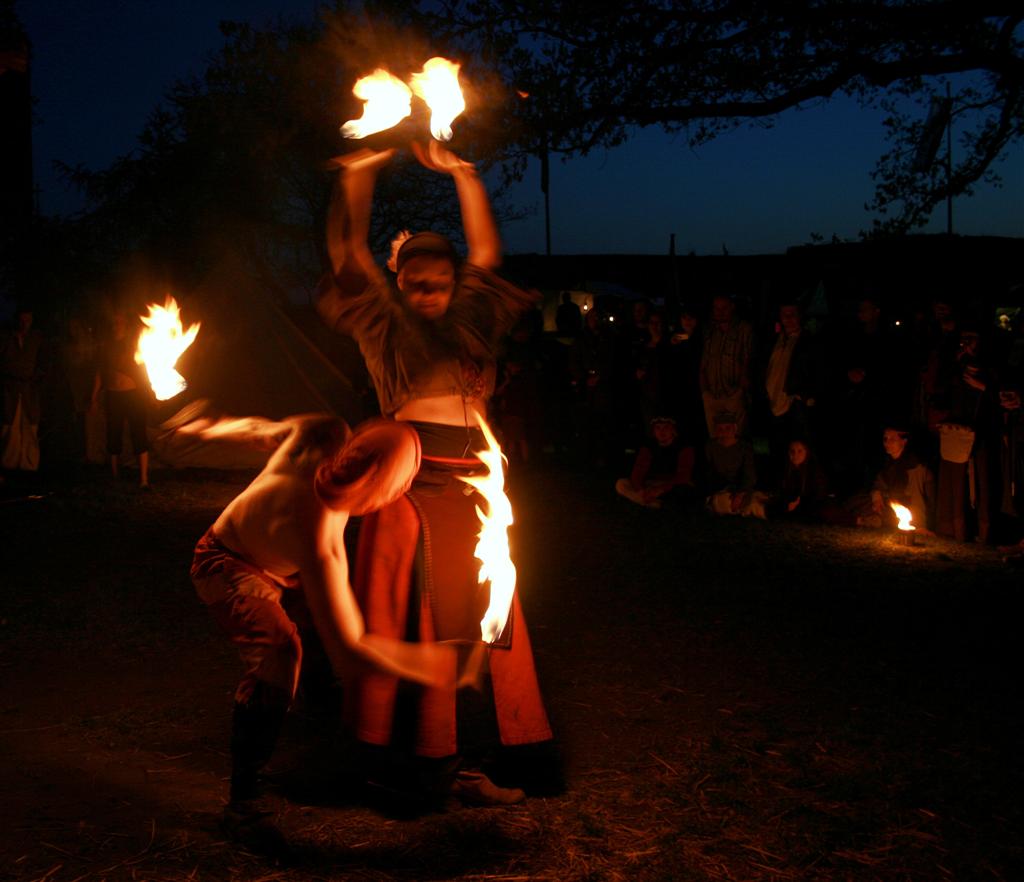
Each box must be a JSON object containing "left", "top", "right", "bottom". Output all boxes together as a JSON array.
[{"left": 223, "top": 683, "right": 290, "bottom": 854}]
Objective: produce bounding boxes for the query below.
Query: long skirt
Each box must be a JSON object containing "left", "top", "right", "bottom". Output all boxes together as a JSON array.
[
  {"left": 349, "top": 421, "right": 552, "bottom": 758},
  {"left": 1, "top": 394, "right": 39, "bottom": 471}
]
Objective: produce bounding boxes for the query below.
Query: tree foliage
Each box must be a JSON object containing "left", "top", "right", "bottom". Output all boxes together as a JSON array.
[
  {"left": 57, "top": 4, "right": 517, "bottom": 296},
  {"left": 418, "top": 0, "right": 1024, "bottom": 233}
]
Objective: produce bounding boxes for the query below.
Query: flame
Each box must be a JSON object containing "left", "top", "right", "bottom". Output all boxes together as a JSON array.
[
  {"left": 458, "top": 416, "right": 516, "bottom": 644},
  {"left": 134, "top": 297, "right": 200, "bottom": 401},
  {"left": 410, "top": 57, "right": 465, "bottom": 141},
  {"left": 341, "top": 69, "right": 412, "bottom": 139},
  {"left": 890, "top": 501, "right": 916, "bottom": 532}
]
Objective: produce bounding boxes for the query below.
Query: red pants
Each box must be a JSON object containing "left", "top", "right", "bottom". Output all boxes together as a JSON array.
[{"left": 191, "top": 528, "right": 303, "bottom": 705}]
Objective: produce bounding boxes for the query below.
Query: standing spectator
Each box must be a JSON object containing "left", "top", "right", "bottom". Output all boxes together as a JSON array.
[
  {"left": 994, "top": 376, "right": 1024, "bottom": 542},
  {"left": 570, "top": 306, "right": 617, "bottom": 468},
  {"left": 700, "top": 294, "right": 754, "bottom": 437},
  {"left": 495, "top": 312, "right": 544, "bottom": 467},
  {"left": 915, "top": 298, "right": 960, "bottom": 432},
  {"left": 668, "top": 305, "right": 704, "bottom": 444},
  {"left": 825, "top": 295, "right": 898, "bottom": 495},
  {"left": 935, "top": 328, "right": 996, "bottom": 542},
  {"left": 1, "top": 306, "right": 45, "bottom": 473},
  {"left": 64, "top": 316, "right": 104, "bottom": 463},
  {"left": 555, "top": 291, "right": 582, "bottom": 338},
  {"left": 91, "top": 310, "right": 151, "bottom": 489},
  {"left": 633, "top": 309, "right": 674, "bottom": 436},
  {"left": 628, "top": 299, "right": 652, "bottom": 354},
  {"left": 914, "top": 297, "right": 961, "bottom": 472},
  {"left": 764, "top": 300, "right": 821, "bottom": 469}
]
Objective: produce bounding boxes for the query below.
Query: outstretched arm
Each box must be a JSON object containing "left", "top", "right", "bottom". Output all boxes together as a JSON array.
[
  {"left": 411, "top": 141, "right": 500, "bottom": 270},
  {"left": 300, "top": 520, "right": 461, "bottom": 690},
  {"left": 163, "top": 401, "right": 295, "bottom": 452}
]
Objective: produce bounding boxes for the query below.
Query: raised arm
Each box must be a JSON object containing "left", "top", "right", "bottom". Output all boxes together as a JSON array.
[
  {"left": 411, "top": 141, "right": 501, "bottom": 270},
  {"left": 317, "top": 149, "right": 394, "bottom": 329}
]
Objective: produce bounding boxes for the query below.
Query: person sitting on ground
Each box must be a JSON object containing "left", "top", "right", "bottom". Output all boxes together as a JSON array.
[
  {"left": 178, "top": 407, "right": 480, "bottom": 849},
  {"left": 615, "top": 416, "right": 696, "bottom": 509},
  {"left": 767, "top": 438, "right": 830, "bottom": 520},
  {"left": 705, "top": 411, "right": 766, "bottom": 518},
  {"left": 822, "top": 423, "right": 934, "bottom": 530}
]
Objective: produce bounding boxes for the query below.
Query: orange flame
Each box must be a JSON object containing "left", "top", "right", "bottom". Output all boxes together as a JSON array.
[
  {"left": 458, "top": 416, "right": 516, "bottom": 644},
  {"left": 410, "top": 57, "right": 465, "bottom": 141},
  {"left": 134, "top": 298, "right": 200, "bottom": 401},
  {"left": 341, "top": 69, "right": 412, "bottom": 139},
  {"left": 889, "top": 501, "right": 915, "bottom": 532}
]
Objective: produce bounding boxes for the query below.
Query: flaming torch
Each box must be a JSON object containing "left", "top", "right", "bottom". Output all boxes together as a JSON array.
[
  {"left": 890, "top": 501, "right": 917, "bottom": 546},
  {"left": 409, "top": 57, "right": 465, "bottom": 142},
  {"left": 459, "top": 416, "right": 516, "bottom": 645},
  {"left": 135, "top": 297, "right": 200, "bottom": 401},
  {"left": 341, "top": 69, "right": 413, "bottom": 139}
]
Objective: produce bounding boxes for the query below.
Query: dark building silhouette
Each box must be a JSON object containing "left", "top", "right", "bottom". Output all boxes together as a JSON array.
[{"left": 504, "top": 236, "right": 1024, "bottom": 319}]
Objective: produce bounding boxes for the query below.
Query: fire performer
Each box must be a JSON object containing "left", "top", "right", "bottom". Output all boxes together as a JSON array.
[
  {"left": 316, "top": 143, "right": 554, "bottom": 805},
  {"left": 181, "top": 409, "right": 480, "bottom": 846}
]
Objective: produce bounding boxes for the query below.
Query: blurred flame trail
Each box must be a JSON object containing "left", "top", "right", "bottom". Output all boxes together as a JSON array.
[
  {"left": 341, "top": 69, "right": 412, "bottom": 139},
  {"left": 459, "top": 417, "right": 516, "bottom": 644},
  {"left": 410, "top": 57, "right": 465, "bottom": 142},
  {"left": 135, "top": 298, "right": 199, "bottom": 401}
]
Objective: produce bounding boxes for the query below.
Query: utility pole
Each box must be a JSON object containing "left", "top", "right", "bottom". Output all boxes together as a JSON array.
[
  {"left": 541, "top": 139, "right": 551, "bottom": 256},
  {"left": 945, "top": 82, "right": 953, "bottom": 236}
]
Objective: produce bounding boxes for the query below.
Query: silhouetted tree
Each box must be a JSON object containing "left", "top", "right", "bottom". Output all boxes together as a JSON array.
[
  {"left": 57, "top": 7, "right": 519, "bottom": 295},
  {"left": 417, "top": 1, "right": 1023, "bottom": 233}
]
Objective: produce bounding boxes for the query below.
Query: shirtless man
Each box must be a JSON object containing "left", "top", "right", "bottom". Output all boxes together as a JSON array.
[{"left": 178, "top": 407, "right": 477, "bottom": 845}]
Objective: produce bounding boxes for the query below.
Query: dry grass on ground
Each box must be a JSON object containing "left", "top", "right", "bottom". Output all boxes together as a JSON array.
[{"left": 1, "top": 465, "right": 1021, "bottom": 881}]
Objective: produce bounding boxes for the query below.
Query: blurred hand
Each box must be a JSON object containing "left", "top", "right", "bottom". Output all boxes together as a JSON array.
[
  {"left": 847, "top": 368, "right": 866, "bottom": 384},
  {"left": 411, "top": 140, "right": 474, "bottom": 175},
  {"left": 330, "top": 147, "right": 396, "bottom": 173},
  {"left": 962, "top": 372, "right": 986, "bottom": 392},
  {"left": 457, "top": 642, "right": 488, "bottom": 691}
]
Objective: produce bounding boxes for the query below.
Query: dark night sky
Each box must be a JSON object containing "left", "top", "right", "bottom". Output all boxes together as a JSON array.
[{"left": 18, "top": 1, "right": 1024, "bottom": 256}]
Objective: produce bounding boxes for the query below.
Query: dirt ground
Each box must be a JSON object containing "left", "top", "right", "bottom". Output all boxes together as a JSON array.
[{"left": 1, "top": 462, "right": 1022, "bottom": 881}]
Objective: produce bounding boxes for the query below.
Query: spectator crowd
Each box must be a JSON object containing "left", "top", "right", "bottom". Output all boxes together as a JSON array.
[
  {"left": 7, "top": 287, "right": 1024, "bottom": 550},
  {"left": 489, "top": 289, "right": 1024, "bottom": 547}
]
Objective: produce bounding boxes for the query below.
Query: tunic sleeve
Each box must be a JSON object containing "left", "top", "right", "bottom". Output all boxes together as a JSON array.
[{"left": 445, "top": 264, "right": 540, "bottom": 355}]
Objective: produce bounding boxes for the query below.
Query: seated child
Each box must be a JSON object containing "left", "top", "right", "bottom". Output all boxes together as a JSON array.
[
  {"left": 615, "top": 416, "right": 695, "bottom": 508},
  {"left": 822, "top": 423, "right": 934, "bottom": 530},
  {"left": 704, "top": 411, "right": 767, "bottom": 518},
  {"left": 768, "top": 438, "right": 830, "bottom": 519}
]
